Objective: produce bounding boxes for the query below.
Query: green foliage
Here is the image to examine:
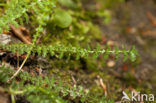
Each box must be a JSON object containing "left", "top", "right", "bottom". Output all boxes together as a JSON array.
[
  {"left": 0, "top": 0, "right": 55, "bottom": 32},
  {"left": 52, "top": 9, "right": 72, "bottom": 28},
  {"left": 0, "top": 0, "right": 28, "bottom": 32},
  {"left": 0, "top": 66, "right": 14, "bottom": 82},
  {"left": 0, "top": 43, "right": 138, "bottom": 62},
  {"left": 0, "top": 66, "right": 113, "bottom": 103},
  {"left": 129, "top": 46, "right": 138, "bottom": 62}
]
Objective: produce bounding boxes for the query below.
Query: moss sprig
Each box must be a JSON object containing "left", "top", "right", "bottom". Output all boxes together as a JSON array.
[
  {"left": 0, "top": 0, "right": 55, "bottom": 33},
  {"left": 0, "top": 43, "right": 138, "bottom": 62},
  {"left": 0, "top": 66, "right": 90, "bottom": 103}
]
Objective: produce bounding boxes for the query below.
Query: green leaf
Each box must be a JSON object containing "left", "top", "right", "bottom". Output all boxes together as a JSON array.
[
  {"left": 37, "top": 45, "right": 42, "bottom": 56},
  {"left": 49, "top": 46, "right": 55, "bottom": 56},
  {"left": 123, "top": 47, "right": 128, "bottom": 61},
  {"left": 53, "top": 9, "right": 72, "bottom": 28},
  {"left": 42, "top": 46, "right": 48, "bottom": 57},
  {"left": 129, "top": 46, "right": 138, "bottom": 62},
  {"left": 58, "top": 52, "right": 64, "bottom": 59},
  {"left": 93, "top": 44, "right": 101, "bottom": 58},
  {"left": 115, "top": 46, "right": 120, "bottom": 60},
  {"left": 104, "top": 46, "right": 111, "bottom": 59}
]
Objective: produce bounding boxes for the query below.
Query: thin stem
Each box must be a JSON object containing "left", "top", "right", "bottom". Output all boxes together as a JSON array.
[
  {"left": 8, "top": 25, "right": 41, "bottom": 82},
  {"left": 9, "top": 88, "right": 25, "bottom": 95},
  {"left": 7, "top": 46, "right": 33, "bottom": 82},
  {"left": 11, "top": 94, "right": 15, "bottom": 103}
]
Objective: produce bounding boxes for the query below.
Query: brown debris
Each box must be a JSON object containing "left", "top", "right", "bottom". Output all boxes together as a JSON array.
[
  {"left": 126, "top": 26, "right": 137, "bottom": 34},
  {"left": 141, "top": 30, "right": 156, "bottom": 37},
  {"left": 10, "top": 25, "right": 32, "bottom": 44},
  {"left": 146, "top": 11, "right": 156, "bottom": 27},
  {"left": 71, "top": 75, "right": 77, "bottom": 84},
  {"left": 107, "top": 60, "right": 116, "bottom": 67},
  {"left": 97, "top": 76, "right": 107, "bottom": 96},
  {"left": 35, "top": 67, "right": 42, "bottom": 76},
  {"left": 109, "top": 69, "right": 122, "bottom": 78}
]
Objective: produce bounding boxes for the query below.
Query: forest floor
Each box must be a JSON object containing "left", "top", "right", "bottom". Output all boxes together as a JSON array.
[{"left": 0, "top": 0, "right": 156, "bottom": 103}]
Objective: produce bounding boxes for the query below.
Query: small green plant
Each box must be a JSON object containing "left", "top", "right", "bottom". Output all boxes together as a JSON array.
[
  {"left": 0, "top": 65, "right": 114, "bottom": 103},
  {"left": 0, "top": 43, "right": 138, "bottom": 62},
  {"left": 0, "top": 0, "right": 55, "bottom": 32},
  {"left": 0, "top": 0, "right": 56, "bottom": 80},
  {"left": 0, "top": 0, "right": 138, "bottom": 83}
]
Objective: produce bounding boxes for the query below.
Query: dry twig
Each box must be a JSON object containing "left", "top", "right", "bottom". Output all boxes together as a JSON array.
[{"left": 10, "top": 25, "right": 32, "bottom": 44}]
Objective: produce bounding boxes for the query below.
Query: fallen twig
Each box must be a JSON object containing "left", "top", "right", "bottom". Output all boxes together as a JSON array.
[
  {"left": 10, "top": 25, "right": 32, "bottom": 44},
  {"left": 141, "top": 30, "right": 156, "bottom": 37},
  {"left": 97, "top": 76, "right": 107, "bottom": 96},
  {"left": 7, "top": 46, "right": 33, "bottom": 82},
  {"left": 146, "top": 11, "right": 156, "bottom": 27}
]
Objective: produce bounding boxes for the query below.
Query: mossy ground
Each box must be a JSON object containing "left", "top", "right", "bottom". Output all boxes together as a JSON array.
[
  {"left": 0, "top": 0, "right": 156, "bottom": 103},
  {"left": 42, "top": 0, "right": 156, "bottom": 101}
]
